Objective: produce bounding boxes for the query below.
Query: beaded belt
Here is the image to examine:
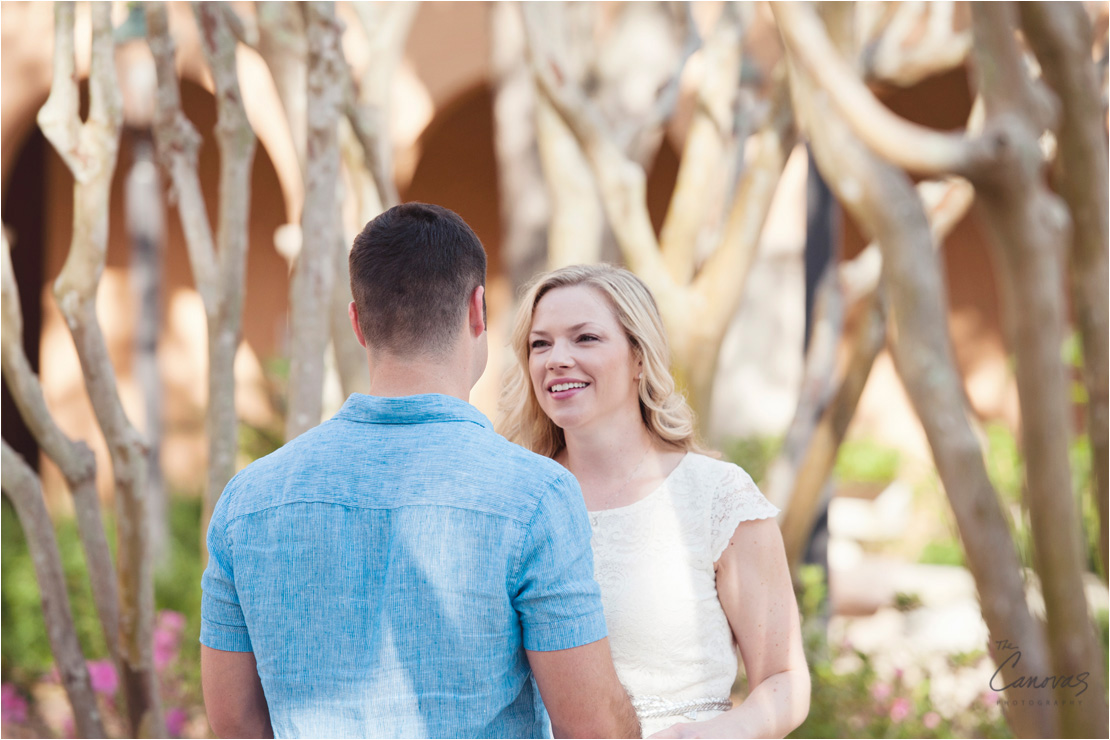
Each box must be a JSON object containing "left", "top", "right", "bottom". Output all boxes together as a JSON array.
[{"left": 631, "top": 695, "right": 732, "bottom": 719}]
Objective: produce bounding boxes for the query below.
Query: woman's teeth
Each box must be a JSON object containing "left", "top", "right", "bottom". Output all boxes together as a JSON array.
[{"left": 551, "top": 382, "right": 587, "bottom": 392}]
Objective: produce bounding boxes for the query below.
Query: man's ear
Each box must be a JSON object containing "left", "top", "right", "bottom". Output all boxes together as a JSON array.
[
  {"left": 348, "top": 301, "right": 368, "bottom": 348},
  {"left": 468, "top": 285, "right": 486, "bottom": 337}
]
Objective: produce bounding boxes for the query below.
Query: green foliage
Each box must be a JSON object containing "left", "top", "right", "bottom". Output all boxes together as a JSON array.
[
  {"left": 834, "top": 439, "right": 901, "bottom": 484},
  {"left": 918, "top": 540, "right": 965, "bottom": 567},
  {"left": 893, "top": 592, "right": 923, "bottom": 612},
  {"left": 982, "top": 423, "right": 1102, "bottom": 576},
  {"left": 721, "top": 435, "right": 781, "bottom": 484},
  {"left": 1, "top": 498, "right": 112, "bottom": 683},
  {"left": 1, "top": 496, "right": 204, "bottom": 690},
  {"left": 789, "top": 565, "right": 1012, "bottom": 740}
]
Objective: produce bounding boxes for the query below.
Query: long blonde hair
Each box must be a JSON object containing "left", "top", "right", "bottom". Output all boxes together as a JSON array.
[{"left": 497, "top": 264, "right": 708, "bottom": 458}]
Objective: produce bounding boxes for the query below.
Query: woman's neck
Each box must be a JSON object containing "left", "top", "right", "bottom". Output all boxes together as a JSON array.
[{"left": 561, "top": 420, "right": 656, "bottom": 478}]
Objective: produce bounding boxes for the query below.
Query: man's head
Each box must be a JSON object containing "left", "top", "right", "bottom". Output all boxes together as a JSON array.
[{"left": 349, "top": 203, "right": 487, "bottom": 374}]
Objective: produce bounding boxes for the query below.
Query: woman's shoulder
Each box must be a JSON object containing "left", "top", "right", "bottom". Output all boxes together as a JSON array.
[
  {"left": 679, "top": 451, "right": 757, "bottom": 487},
  {"left": 678, "top": 453, "right": 779, "bottom": 560}
]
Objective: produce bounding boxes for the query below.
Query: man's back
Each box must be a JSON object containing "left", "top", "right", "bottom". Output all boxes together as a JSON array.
[{"left": 201, "top": 393, "right": 606, "bottom": 738}]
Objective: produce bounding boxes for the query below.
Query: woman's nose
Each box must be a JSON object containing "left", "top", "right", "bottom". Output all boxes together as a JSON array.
[{"left": 546, "top": 339, "right": 573, "bottom": 368}]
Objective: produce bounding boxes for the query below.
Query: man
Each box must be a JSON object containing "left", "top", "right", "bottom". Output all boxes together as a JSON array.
[{"left": 200, "top": 203, "right": 639, "bottom": 739}]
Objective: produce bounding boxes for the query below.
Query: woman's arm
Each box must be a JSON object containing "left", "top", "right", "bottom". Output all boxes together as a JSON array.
[{"left": 651, "top": 518, "right": 811, "bottom": 739}]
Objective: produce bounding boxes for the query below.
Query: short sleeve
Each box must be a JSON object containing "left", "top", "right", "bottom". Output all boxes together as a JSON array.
[
  {"left": 200, "top": 487, "right": 253, "bottom": 652},
  {"left": 710, "top": 463, "right": 781, "bottom": 562},
  {"left": 511, "top": 473, "right": 608, "bottom": 652}
]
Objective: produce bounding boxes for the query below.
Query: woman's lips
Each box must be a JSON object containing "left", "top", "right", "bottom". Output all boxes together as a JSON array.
[{"left": 548, "top": 381, "right": 589, "bottom": 399}]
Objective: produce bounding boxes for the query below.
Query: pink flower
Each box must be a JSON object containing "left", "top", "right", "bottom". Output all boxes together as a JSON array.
[
  {"left": 1, "top": 684, "right": 29, "bottom": 725},
  {"left": 154, "top": 628, "right": 180, "bottom": 672},
  {"left": 982, "top": 690, "right": 999, "bottom": 706},
  {"left": 166, "top": 707, "right": 188, "bottom": 737},
  {"left": 923, "top": 712, "right": 941, "bottom": 729},
  {"left": 889, "top": 697, "right": 911, "bottom": 723},
  {"left": 158, "top": 610, "right": 187, "bottom": 635},
  {"left": 871, "top": 682, "right": 892, "bottom": 702},
  {"left": 86, "top": 659, "right": 118, "bottom": 696},
  {"left": 893, "top": 667, "right": 904, "bottom": 681}
]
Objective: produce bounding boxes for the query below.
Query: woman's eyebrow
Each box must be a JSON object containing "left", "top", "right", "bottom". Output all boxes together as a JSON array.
[{"left": 530, "top": 322, "right": 604, "bottom": 336}]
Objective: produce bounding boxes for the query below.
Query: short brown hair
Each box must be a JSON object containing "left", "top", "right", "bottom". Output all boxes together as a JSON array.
[{"left": 349, "top": 203, "right": 486, "bottom": 356}]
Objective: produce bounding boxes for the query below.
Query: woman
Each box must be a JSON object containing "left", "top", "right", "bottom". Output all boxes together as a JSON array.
[{"left": 498, "top": 264, "right": 810, "bottom": 738}]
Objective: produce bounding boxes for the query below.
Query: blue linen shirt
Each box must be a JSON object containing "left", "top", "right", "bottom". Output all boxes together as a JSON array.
[{"left": 201, "top": 393, "right": 607, "bottom": 739}]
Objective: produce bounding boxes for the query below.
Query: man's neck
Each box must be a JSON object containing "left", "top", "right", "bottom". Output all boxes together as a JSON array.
[{"left": 367, "top": 354, "right": 472, "bottom": 402}]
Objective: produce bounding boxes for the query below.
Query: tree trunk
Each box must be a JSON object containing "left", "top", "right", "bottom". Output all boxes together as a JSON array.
[
  {"left": 286, "top": 1, "right": 344, "bottom": 440},
  {"left": 1020, "top": 1, "right": 1110, "bottom": 584},
  {"left": 1, "top": 443, "right": 105, "bottom": 739},
  {"left": 491, "top": 1, "right": 550, "bottom": 291},
  {"left": 1, "top": 233, "right": 120, "bottom": 667},
  {"left": 38, "top": 4, "right": 164, "bottom": 734},
  {"left": 772, "top": 4, "right": 1056, "bottom": 735},
  {"left": 966, "top": 6, "right": 1107, "bottom": 732},
  {"left": 126, "top": 135, "right": 169, "bottom": 565}
]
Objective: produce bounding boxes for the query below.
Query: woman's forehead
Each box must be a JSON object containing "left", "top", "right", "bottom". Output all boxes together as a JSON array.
[{"left": 531, "top": 284, "right": 620, "bottom": 329}]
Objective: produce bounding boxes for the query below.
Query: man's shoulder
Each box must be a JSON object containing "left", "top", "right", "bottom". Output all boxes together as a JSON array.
[{"left": 480, "top": 432, "right": 571, "bottom": 481}]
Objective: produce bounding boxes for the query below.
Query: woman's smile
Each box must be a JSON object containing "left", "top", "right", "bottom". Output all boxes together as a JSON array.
[{"left": 528, "top": 284, "right": 641, "bottom": 431}]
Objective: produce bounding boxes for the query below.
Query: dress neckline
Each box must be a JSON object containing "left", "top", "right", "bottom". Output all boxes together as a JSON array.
[{"left": 586, "top": 452, "right": 692, "bottom": 516}]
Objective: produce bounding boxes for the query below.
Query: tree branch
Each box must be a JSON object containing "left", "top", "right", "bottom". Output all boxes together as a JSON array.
[
  {"left": 659, "top": 2, "right": 743, "bottom": 283},
  {"left": 286, "top": 1, "right": 344, "bottom": 440},
  {"left": 146, "top": 2, "right": 219, "bottom": 316},
  {"left": 772, "top": 1, "right": 988, "bottom": 177},
  {"left": 1020, "top": 0, "right": 1110, "bottom": 583},
  {"left": 524, "top": 3, "right": 675, "bottom": 301},
  {"left": 192, "top": 2, "right": 259, "bottom": 565},
  {"left": 691, "top": 76, "right": 794, "bottom": 342},
  {"left": 41, "top": 4, "right": 165, "bottom": 734},
  {"left": 1, "top": 442, "right": 105, "bottom": 739},
  {"left": 967, "top": 4, "right": 1107, "bottom": 733},
  {"left": 781, "top": 15, "right": 1056, "bottom": 734},
  {"left": 864, "top": 1, "right": 972, "bottom": 87},
  {"left": 1, "top": 233, "right": 120, "bottom": 666}
]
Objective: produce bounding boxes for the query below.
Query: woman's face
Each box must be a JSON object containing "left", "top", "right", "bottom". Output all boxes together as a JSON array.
[{"left": 527, "top": 284, "right": 642, "bottom": 435}]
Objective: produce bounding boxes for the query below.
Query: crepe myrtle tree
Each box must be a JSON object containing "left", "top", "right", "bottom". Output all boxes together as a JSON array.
[{"left": 773, "top": 1, "right": 1107, "bottom": 736}]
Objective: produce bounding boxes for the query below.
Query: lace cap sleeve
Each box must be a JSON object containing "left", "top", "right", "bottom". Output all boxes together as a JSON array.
[{"left": 708, "top": 461, "right": 780, "bottom": 562}]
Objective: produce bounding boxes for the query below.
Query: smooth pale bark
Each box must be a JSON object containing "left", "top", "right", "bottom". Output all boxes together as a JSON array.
[
  {"left": 966, "top": 5, "right": 1107, "bottom": 734},
  {"left": 330, "top": 2, "right": 415, "bottom": 400},
  {"left": 348, "top": 1, "right": 414, "bottom": 210},
  {"left": 659, "top": 3, "right": 743, "bottom": 284},
  {"left": 537, "top": 94, "right": 606, "bottom": 269},
  {"left": 1, "top": 443, "right": 105, "bottom": 738},
  {"left": 528, "top": 3, "right": 695, "bottom": 272},
  {"left": 774, "top": 5, "right": 1055, "bottom": 735},
  {"left": 257, "top": 1, "right": 307, "bottom": 187},
  {"left": 524, "top": 4, "right": 792, "bottom": 422},
  {"left": 1020, "top": 1, "right": 1110, "bottom": 584},
  {"left": 491, "top": 1, "right": 550, "bottom": 290},
  {"left": 863, "top": 1, "right": 972, "bottom": 86},
  {"left": 126, "top": 137, "right": 169, "bottom": 564},
  {"left": 286, "top": 1, "right": 344, "bottom": 440},
  {"left": 37, "top": 4, "right": 164, "bottom": 734},
  {"left": 768, "top": 179, "right": 974, "bottom": 566},
  {"left": 1, "top": 234, "right": 120, "bottom": 667},
  {"left": 774, "top": 2, "right": 992, "bottom": 178}
]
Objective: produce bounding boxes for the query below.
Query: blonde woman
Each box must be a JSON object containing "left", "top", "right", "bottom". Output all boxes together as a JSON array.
[{"left": 498, "top": 264, "right": 810, "bottom": 738}]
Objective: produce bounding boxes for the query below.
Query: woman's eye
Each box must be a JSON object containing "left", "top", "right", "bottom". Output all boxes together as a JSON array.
[
  {"left": 578, "top": 334, "right": 599, "bottom": 342},
  {"left": 530, "top": 339, "right": 549, "bottom": 349}
]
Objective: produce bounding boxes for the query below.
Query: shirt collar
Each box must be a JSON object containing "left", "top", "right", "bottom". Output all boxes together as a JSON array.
[{"left": 333, "top": 393, "right": 494, "bottom": 430}]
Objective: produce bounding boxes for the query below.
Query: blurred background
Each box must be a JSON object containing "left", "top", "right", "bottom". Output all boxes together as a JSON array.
[{"left": 1, "top": 1, "right": 1107, "bottom": 737}]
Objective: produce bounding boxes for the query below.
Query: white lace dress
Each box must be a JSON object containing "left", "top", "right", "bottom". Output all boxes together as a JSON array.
[{"left": 587, "top": 452, "right": 780, "bottom": 738}]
